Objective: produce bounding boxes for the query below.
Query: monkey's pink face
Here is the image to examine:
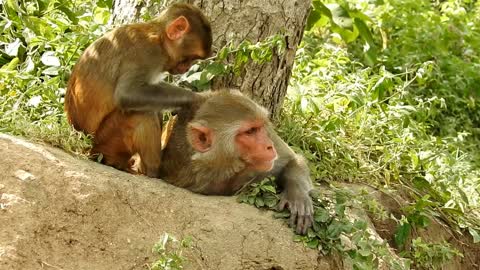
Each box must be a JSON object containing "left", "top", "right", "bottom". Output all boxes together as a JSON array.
[{"left": 236, "top": 121, "right": 278, "bottom": 172}]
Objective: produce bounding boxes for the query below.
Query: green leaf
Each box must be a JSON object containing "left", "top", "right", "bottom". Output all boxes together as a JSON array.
[
  {"left": 1, "top": 57, "right": 19, "bottom": 71},
  {"left": 364, "top": 46, "right": 377, "bottom": 66},
  {"left": 412, "top": 176, "right": 430, "bottom": 190},
  {"left": 41, "top": 52, "right": 61, "bottom": 67},
  {"left": 353, "top": 220, "right": 367, "bottom": 230},
  {"left": 42, "top": 67, "right": 60, "bottom": 76},
  {"left": 334, "top": 203, "right": 346, "bottom": 216},
  {"left": 264, "top": 197, "right": 278, "bottom": 208},
  {"left": 468, "top": 228, "right": 480, "bottom": 243},
  {"left": 23, "top": 16, "right": 53, "bottom": 39},
  {"left": 205, "top": 62, "right": 226, "bottom": 76},
  {"left": 217, "top": 46, "right": 229, "bottom": 60},
  {"left": 313, "top": 1, "right": 332, "bottom": 20},
  {"left": 260, "top": 185, "right": 276, "bottom": 193},
  {"left": 314, "top": 207, "right": 330, "bottom": 223},
  {"left": 326, "top": 221, "right": 343, "bottom": 239},
  {"left": 273, "top": 211, "right": 290, "bottom": 219},
  {"left": 331, "top": 24, "right": 358, "bottom": 43},
  {"left": 97, "top": 0, "right": 113, "bottom": 9},
  {"left": 255, "top": 197, "right": 265, "bottom": 207},
  {"left": 307, "top": 228, "right": 316, "bottom": 238},
  {"left": 357, "top": 246, "right": 372, "bottom": 257},
  {"left": 441, "top": 207, "right": 464, "bottom": 216},
  {"left": 56, "top": 5, "right": 79, "bottom": 24},
  {"left": 306, "top": 238, "right": 319, "bottom": 249},
  {"left": 4, "top": 0, "right": 23, "bottom": 18},
  {"left": 416, "top": 214, "right": 431, "bottom": 228},
  {"left": 306, "top": 9, "right": 322, "bottom": 31},
  {"left": 394, "top": 222, "right": 411, "bottom": 249},
  {"left": 312, "top": 221, "right": 322, "bottom": 233},
  {"left": 327, "top": 4, "right": 353, "bottom": 30},
  {"left": 354, "top": 18, "right": 375, "bottom": 47},
  {"left": 237, "top": 194, "right": 247, "bottom": 203},
  {"left": 293, "top": 234, "right": 304, "bottom": 242},
  {"left": 5, "top": 39, "right": 22, "bottom": 57}
]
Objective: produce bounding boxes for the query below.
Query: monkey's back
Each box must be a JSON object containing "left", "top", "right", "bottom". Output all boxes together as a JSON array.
[
  {"left": 65, "top": 23, "right": 167, "bottom": 135},
  {"left": 65, "top": 32, "right": 124, "bottom": 134}
]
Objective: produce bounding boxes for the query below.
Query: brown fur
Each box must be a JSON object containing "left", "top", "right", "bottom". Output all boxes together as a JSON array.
[
  {"left": 158, "top": 90, "right": 314, "bottom": 234},
  {"left": 64, "top": 4, "right": 212, "bottom": 176}
]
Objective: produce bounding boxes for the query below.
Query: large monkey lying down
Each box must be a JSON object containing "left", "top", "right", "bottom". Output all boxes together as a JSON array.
[{"left": 159, "top": 90, "right": 314, "bottom": 234}]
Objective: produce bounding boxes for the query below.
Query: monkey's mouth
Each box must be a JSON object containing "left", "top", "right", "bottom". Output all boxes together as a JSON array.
[
  {"left": 169, "top": 64, "right": 191, "bottom": 75},
  {"left": 168, "top": 68, "right": 182, "bottom": 75},
  {"left": 248, "top": 160, "right": 275, "bottom": 172}
]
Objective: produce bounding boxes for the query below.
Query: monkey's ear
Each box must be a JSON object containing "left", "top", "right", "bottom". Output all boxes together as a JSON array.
[
  {"left": 188, "top": 124, "right": 213, "bottom": 152},
  {"left": 166, "top": 16, "right": 190, "bottom": 40}
]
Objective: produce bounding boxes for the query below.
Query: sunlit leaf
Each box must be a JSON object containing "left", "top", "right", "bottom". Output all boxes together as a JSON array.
[
  {"left": 41, "top": 52, "right": 61, "bottom": 67},
  {"left": 1, "top": 57, "right": 19, "bottom": 70},
  {"left": 468, "top": 228, "right": 480, "bottom": 243},
  {"left": 326, "top": 4, "right": 353, "bottom": 29},
  {"left": 5, "top": 39, "right": 22, "bottom": 57},
  {"left": 260, "top": 185, "right": 276, "bottom": 193}
]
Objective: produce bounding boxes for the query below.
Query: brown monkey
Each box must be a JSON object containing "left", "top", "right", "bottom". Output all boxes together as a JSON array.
[
  {"left": 159, "top": 90, "right": 314, "bottom": 234},
  {"left": 65, "top": 3, "right": 212, "bottom": 177}
]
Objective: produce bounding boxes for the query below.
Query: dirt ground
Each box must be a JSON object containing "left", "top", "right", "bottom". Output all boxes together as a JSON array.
[{"left": 1, "top": 134, "right": 478, "bottom": 270}]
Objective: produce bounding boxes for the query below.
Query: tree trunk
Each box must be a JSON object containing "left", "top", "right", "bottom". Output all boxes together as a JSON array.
[{"left": 111, "top": 0, "right": 311, "bottom": 119}]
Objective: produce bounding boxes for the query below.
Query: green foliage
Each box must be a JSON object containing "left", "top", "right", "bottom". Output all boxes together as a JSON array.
[
  {"left": 307, "top": 1, "right": 378, "bottom": 65},
  {"left": 239, "top": 183, "right": 410, "bottom": 270},
  {"left": 394, "top": 195, "right": 440, "bottom": 249},
  {"left": 237, "top": 177, "right": 279, "bottom": 209},
  {"left": 284, "top": 22, "right": 480, "bottom": 236},
  {"left": 0, "top": 0, "right": 110, "bottom": 153},
  {"left": 276, "top": 0, "right": 479, "bottom": 267},
  {"left": 410, "top": 237, "right": 463, "bottom": 270},
  {"left": 177, "top": 35, "right": 286, "bottom": 91},
  {"left": 354, "top": 0, "right": 480, "bottom": 142},
  {"left": 150, "top": 233, "right": 192, "bottom": 270}
]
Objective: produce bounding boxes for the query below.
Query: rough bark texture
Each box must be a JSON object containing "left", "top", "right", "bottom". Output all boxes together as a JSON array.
[{"left": 111, "top": 0, "right": 311, "bottom": 119}]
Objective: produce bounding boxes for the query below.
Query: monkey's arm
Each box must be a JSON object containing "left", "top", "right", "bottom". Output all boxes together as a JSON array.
[
  {"left": 114, "top": 71, "right": 198, "bottom": 112},
  {"left": 269, "top": 129, "right": 314, "bottom": 235}
]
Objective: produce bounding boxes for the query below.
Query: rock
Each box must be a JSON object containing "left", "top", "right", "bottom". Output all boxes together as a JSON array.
[
  {"left": 0, "top": 134, "right": 329, "bottom": 270},
  {"left": 1, "top": 134, "right": 478, "bottom": 270}
]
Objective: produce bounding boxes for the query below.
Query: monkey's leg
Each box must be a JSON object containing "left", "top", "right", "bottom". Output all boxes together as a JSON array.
[
  {"left": 92, "top": 110, "right": 137, "bottom": 174},
  {"left": 131, "top": 112, "right": 163, "bottom": 178}
]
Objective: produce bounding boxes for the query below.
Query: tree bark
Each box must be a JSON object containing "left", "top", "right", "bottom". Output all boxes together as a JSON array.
[{"left": 111, "top": 0, "right": 311, "bottom": 119}]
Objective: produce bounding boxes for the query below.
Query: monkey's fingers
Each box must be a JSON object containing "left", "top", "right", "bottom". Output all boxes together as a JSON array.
[
  {"left": 299, "top": 210, "right": 314, "bottom": 235},
  {"left": 297, "top": 200, "right": 314, "bottom": 234},
  {"left": 295, "top": 206, "right": 306, "bottom": 234},
  {"left": 289, "top": 204, "right": 298, "bottom": 230},
  {"left": 277, "top": 198, "right": 288, "bottom": 211}
]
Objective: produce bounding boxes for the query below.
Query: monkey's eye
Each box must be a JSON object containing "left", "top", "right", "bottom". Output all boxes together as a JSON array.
[{"left": 245, "top": 127, "right": 259, "bottom": 135}]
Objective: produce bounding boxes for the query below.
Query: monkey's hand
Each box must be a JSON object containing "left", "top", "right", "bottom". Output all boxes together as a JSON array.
[{"left": 277, "top": 190, "right": 314, "bottom": 235}]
